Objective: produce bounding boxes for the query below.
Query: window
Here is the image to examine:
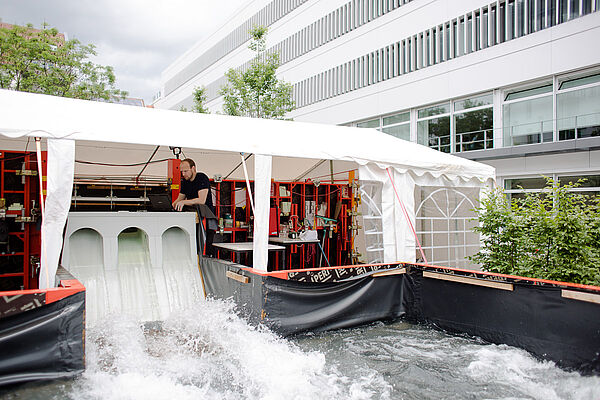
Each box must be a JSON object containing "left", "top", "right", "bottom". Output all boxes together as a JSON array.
[
  {"left": 417, "top": 103, "right": 451, "bottom": 153},
  {"left": 455, "top": 94, "right": 493, "bottom": 152},
  {"left": 415, "top": 186, "right": 481, "bottom": 269},
  {"left": 557, "top": 73, "right": 600, "bottom": 140},
  {"left": 505, "top": 174, "right": 600, "bottom": 200},
  {"left": 356, "top": 118, "right": 380, "bottom": 129},
  {"left": 503, "top": 84, "right": 553, "bottom": 146},
  {"left": 382, "top": 111, "right": 410, "bottom": 141}
]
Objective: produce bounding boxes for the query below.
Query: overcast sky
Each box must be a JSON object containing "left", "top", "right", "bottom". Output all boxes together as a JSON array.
[{"left": 1, "top": 0, "right": 247, "bottom": 105}]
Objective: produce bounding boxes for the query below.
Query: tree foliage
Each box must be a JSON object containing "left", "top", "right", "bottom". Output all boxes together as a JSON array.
[
  {"left": 192, "top": 86, "right": 209, "bottom": 113},
  {"left": 470, "top": 178, "right": 600, "bottom": 286},
  {"left": 179, "top": 86, "right": 209, "bottom": 113},
  {"left": 220, "top": 26, "right": 294, "bottom": 119},
  {"left": 0, "top": 23, "right": 127, "bottom": 100}
]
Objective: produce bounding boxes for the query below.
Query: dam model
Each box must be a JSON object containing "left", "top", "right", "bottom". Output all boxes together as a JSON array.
[{"left": 0, "top": 89, "right": 598, "bottom": 387}]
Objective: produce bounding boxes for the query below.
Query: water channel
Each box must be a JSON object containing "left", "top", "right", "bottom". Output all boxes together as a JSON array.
[{"left": 1, "top": 298, "right": 599, "bottom": 400}]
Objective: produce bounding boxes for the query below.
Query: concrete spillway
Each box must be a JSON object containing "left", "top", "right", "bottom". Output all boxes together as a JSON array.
[{"left": 62, "top": 212, "right": 203, "bottom": 326}]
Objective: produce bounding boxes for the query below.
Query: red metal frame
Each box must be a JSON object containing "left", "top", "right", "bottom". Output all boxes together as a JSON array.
[
  {"left": 0, "top": 150, "right": 45, "bottom": 290},
  {"left": 210, "top": 178, "right": 353, "bottom": 269}
]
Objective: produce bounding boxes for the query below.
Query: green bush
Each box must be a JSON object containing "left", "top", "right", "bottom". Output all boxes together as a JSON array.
[{"left": 470, "top": 178, "right": 600, "bottom": 286}]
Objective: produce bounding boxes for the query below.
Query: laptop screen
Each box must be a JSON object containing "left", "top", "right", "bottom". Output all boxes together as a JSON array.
[{"left": 147, "top": 194, "right": 174, "bottom": 211}]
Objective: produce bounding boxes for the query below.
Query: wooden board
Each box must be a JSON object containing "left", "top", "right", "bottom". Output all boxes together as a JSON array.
[
  {"left": 373, "top": 268, "right": 406, "bottom": 277},
  {"left": 562, "top": 289, "right": 600, "bottom": 305},
  {"left": 226, "top": 270, "right": 249, "bottom": 284},
  {"left": 423, "top": 271, "right": 513, "bottom": 291}
]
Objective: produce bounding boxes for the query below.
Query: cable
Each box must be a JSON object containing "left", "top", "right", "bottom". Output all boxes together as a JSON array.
[
  {"left": 75, "top": 158, "right": 171, "bottom": 167},
  {"left": 224, "top": 153, "right": 253, "bottom": 180},
  {"left": 136, "top": 146, "right": 160, "bottom": 184}
]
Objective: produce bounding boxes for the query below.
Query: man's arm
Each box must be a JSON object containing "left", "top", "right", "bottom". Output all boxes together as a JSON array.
[{"left": 174, "top": 189, "right": 208, "bottom": 211}]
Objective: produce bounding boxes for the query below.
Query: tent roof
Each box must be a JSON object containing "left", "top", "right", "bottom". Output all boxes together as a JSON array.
[{"left": 0, "top": 89, "right": 494, "bottom": 182}]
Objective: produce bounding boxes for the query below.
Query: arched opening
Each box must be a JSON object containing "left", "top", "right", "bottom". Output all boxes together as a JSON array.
[
  {"left": 68, "top": 228, "right": 107, "bottom": 326},
  {"left": 161, "top": 227, "right": 201, "bottom": 311},
  {"left": 117, "top": 227, "right": 159, "bottom": 321}
]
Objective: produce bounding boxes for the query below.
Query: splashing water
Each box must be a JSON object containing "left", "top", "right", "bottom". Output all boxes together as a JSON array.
[{"left": 1, "top": 299, "right": 599, "bottom": 400}]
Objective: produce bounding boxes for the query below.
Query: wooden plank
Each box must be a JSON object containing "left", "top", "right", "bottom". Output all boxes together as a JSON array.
[
  {"left": 562, "top": 289, "right": 600, "bottom": 305},
  {"left": 226, "top": 270, "right": 249, "bottom": 284},
  {"left": 423, "top": 271, "right": 513, "bottom": 291},
  {"left": 373, "top": 267, "right": 406, "bottom": 277}
]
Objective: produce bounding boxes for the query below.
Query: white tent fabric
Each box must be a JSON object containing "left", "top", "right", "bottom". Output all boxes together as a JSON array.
[
  {"left": 0, "top": 89, "right": 496, "bottom": 285},
  {"left": 0, "top": 90, "right": 494, "bottom": 181},
  {"left": 40, "top": 138, "right": 75, "bottom": 288},
  {"left": 253, "top": 154, "right": 272, "bottom": 271}
]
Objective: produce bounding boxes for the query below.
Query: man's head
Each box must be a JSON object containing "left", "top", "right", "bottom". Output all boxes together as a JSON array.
[{"left": 180, "top": 158, "right": 196, "bottom": 181}]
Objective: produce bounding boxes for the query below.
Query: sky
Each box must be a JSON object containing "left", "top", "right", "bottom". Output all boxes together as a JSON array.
[{"left": 1, "top": 0, "right": 248, "bottom": 105}]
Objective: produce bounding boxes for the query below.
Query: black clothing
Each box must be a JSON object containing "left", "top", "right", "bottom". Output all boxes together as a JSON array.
[
  {"left": 181, "top": 172, "right": 215, "bottom": 257},
  {"left": 181, "top": 172, "right": 214, "bottom": 213}
]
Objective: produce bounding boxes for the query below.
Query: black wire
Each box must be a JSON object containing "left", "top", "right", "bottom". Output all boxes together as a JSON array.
[
  {"left": 136, "top": 146, "right": 160, "bottom": 183},
  {"left": 0, "top": 153, "right": 29, "bottom": 162},
  {"left": 224, "top": 153, "right": 253, "bottom": 180},
  {"left": 75, "top": 158, "right": 171, "bottom": 167}
]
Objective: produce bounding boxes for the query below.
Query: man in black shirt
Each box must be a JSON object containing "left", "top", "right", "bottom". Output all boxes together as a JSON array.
[{"left": 173, "top": 158, "right": 215, "bottom": 256}]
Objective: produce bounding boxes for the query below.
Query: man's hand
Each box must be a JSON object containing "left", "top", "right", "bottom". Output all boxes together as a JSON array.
[{"left": 174, "top": 199, "right": 187, "bottom": 211}]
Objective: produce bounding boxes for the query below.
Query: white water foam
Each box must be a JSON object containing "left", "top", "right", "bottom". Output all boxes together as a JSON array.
[{"left": 67, "top": 299, "right": 389, "bottom": 400}]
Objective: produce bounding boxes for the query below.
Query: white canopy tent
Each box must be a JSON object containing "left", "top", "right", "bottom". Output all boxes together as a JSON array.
[{"left": 0, "top": 89, "right": 495, "bottom": 287}]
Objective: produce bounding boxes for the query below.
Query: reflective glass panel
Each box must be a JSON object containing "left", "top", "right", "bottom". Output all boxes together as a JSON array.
[
  {"left": 454, "top": 94, "right": 493, "bottom": 112},
  {"left": 383, "top": 112, "right": 410, "bottom": 126},
  {"left": 417, "top": 116, "right": 451, "bottom": 153},
  {"left": 557, "top": 85, "right": 600, "bottom": 140},
  {"left": 418, "top": 103, "right": 450, "bottom": 119},
  {"left": 502, "top": 95, "right": 553, "bottom": 146},
  {"left": 356, "top": 118, "right": 380, "bottom": 128},
  {"left": 382, "top": 124, "right": 410, "bottom": 141},
  {"left": 505, "top": 84, "right": 552, "bottom": 101},
  {"left": 455, "top": 108, "right": 493, "bottom": 152},
  {"left": 504, "top": 177, "right": 548, "bottom": 190}
]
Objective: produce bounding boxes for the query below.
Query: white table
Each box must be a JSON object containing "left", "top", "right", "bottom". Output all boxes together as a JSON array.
[
  {"left": 269, "top": 236, "right": 327, "bottom": 269},
  {"left": 213, "top": 242, "right": 285, "bottom": 268}
]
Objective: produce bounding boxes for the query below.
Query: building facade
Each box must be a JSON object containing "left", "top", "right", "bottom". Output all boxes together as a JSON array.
[{"left": 155, "top": 0, "right": 600, "bottom": 266}]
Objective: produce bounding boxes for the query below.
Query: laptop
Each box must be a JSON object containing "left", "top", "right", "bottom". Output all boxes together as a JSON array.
[{"left": 147, "top": 193, "right": 175, "bottom": 211}]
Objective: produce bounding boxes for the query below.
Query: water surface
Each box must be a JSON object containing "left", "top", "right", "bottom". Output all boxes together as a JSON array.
[{"left": 2, "top": 299, "right": 598, "bottom": 400}]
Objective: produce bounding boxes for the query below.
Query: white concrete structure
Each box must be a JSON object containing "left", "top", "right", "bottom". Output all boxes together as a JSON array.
[
  {"left": 156, "top": 0, "right": 600, "bottom": 264},
  {"left": 62, "top": 212, "right": 202, "bottom": 325}
]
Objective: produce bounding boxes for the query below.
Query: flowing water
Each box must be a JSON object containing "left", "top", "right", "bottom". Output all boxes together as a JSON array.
[
  {"left": 1, "top": 298, "right": 599, "bottom": 400},
  {"left": 5, "top": 231, "right": 599, "bottom": 399}
]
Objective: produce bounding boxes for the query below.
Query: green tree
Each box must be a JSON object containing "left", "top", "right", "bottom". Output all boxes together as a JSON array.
[
  {"left": 192, "top": 86, "right": 209, "bottom": 113},
  {"left": 471, "top": 179, "right": 600, "bottom": 286},
  {"left": 220, "top": 26, "right": 294, "bottom": 119},
  {"left": 179, "top": 86, "right": 209, "bottom": 113},
  {"left": 0, "top": 23, "right": 127, "bottom": 100}
]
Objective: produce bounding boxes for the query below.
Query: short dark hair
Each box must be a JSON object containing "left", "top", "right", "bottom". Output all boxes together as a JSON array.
[{"left": 181, "top": 158, "right": 195, "bottom": 168}]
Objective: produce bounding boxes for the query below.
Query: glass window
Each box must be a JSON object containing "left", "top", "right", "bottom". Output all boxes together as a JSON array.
[
  {"left": 417, "top": 116, "right": 451, "bottom": 153},
  {"left": 505, "top": 84, "right": 552, "bottom": 101},
  {"left": 418, "top": 103, "right": 450, "bottom": 118},
  {"left": 357, "top": 118, "right": 380, "bottom": 129},
  {"left": 382, "top": 124, "right": 410, "bottom": 141},
  {"left": 559, "top": 73, "right": 600, "bottom": 90},
  {"left": 454, "top": 94, "right": 493, "bottom": 111},
  {"left": 383, "top": 111, "right": 409, "bottom": 125},
  {"left": 503, "top": 95, "right": 553, "bottom": 146},
  {"left": 557, "top": 85, "right": 600, "bottom": 140},
  {"left": 559, "top": 175, "right": 600, "bottom": 188},
  {"left": 455, "top": 107, "right": 493, "bottom": 152},
  {"left": 504, "top": 177, "right": 548, "bottom": 190}
]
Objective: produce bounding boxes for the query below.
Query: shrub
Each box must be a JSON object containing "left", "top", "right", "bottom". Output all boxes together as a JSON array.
[{"left": 470, "top": 178, "right": 600, "bottom": 286}]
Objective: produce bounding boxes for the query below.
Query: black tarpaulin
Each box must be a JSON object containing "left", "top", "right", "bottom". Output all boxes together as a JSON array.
[
  {"left": 200, "top": 259, "right": 600, "bottom": 374},
  {"left": 0, "top": 291, "right": 85, "bottom": 386},
  {"left": 406, "top": 270, "right": 600, "bottom": 374},
  {"left": 263, "top": 274, "right": 406, "bottom": 336}
]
